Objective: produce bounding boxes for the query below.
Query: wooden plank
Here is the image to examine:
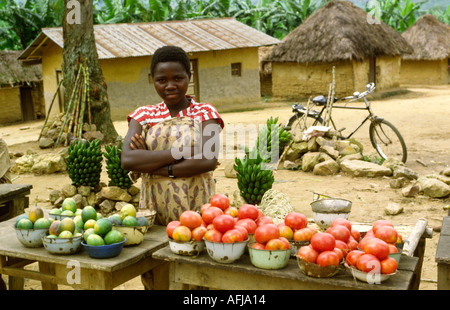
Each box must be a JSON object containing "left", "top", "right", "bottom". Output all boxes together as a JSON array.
[
  {"left": 435, "top": 234, "right": 450, "bottom": 264},
  {"left": 437, "top": 263, "right": 450, "bottom": 290},
  {"left": 439, "top": 216, "right": 450, "bottom": 236},
  {"left": 0, "top": 184, "right": 32, "bottom": 204}
]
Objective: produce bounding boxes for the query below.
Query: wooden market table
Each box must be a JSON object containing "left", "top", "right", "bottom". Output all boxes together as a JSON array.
[
  {"left": 153, "top": 246, "right": 420, "bottom": 290},
  {"left": 0, "top": 184, "right": 32, "bottom": 222},
  {"left": 0, "top": 216, "right": 169, "bottom": 290},
  {"left": 436, "top": 216, "right": 450, "bottom": 290}
]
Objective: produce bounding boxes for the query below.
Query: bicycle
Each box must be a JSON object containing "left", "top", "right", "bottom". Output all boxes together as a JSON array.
[{"left": 284, "top": 83, "right": 408, "bottom": 163}]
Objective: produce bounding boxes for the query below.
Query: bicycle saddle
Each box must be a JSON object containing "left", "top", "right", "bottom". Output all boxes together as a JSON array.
[{"left": 312, "top": 95, "right": 338, "bottom": 106}]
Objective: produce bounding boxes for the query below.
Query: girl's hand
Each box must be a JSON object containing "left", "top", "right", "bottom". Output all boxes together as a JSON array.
[{"left": 130, "top": 133, "right": 147, "bottom": 150}]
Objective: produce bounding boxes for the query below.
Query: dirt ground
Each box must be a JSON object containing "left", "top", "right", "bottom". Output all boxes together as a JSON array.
[{"left": 1, "top": 85, "right": 449, "bottom": 290}]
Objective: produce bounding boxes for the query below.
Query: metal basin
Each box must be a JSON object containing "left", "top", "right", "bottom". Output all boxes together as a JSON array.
[
  {"left": 41, "top": 234, "right": 83, "bottom": 255},
  {"left": 15, "top": 226, "right": 49, "bottom": 248},
  {"left": 310, "top": 198, "right": 352, "bottom": 230}
]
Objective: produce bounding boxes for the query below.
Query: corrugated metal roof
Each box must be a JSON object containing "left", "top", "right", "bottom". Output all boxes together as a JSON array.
[{"left": 19, "top": 18, "right": 280, "bottom": 61}]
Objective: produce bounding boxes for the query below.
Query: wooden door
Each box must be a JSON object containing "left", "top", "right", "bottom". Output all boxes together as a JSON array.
[
  {"left": 20, "top": 87, "right": 34, "bottom": 121},
  {"left": 368, "top": 57, "right": 376, "bottom": 84},
  {"left": 187, "top": 59, "right": 199, "bottom": 101}
]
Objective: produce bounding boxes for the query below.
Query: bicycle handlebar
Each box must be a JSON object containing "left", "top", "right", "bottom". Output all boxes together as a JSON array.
[{"left": 343, "top": 83, "right": 376, "bottom": 102}]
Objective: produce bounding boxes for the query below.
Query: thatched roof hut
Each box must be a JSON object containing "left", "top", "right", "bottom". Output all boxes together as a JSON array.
[
  {"left": 0, "top": 51, "right": 42, "bottom": 87},
  {"left": 264, "top": 1, "right": 412, "bottom": 64},
  {"left": 400, "top": 14, "right": 450, "bottom": 85},
  {"left": 401, "top": 14, "right": 450, "bottom": 61},
  {"left": 262, "top": 1, "right": 413, "bottom": 98}
]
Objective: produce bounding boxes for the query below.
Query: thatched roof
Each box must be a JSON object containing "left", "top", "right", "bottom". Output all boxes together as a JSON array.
[
  {"left": 264, "top": 1, "right": 413, "bottom": 64},
  {"left": 0, "top": 51, "right": 42, "bottom": 87},
  {"left": 401, "top": 14, "right": 450, "bottom": 61}
]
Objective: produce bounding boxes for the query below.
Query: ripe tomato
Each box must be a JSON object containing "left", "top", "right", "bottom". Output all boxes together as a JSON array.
[
  {"left": 265, "top": 238, "right": 286, "bottom": 250},
  {"left": 358, "top": 235, "right": 374, "bottom": 250},
  {"left": 333, "top": 248, "right": 344, "bottom": 261},
  {"left": 380, "top": 257, "right": 398, "bottom": 274},
  {"left": 234, "top": 225, "right": 249, "bottom": 241},
  {"left": 347, "top": 237, "right": 359, "bottom": 251},
  {"left": 374, "top": 225, "right": 398, "bottom": 244},
  {"left": 252, "top": 242, "right": 266, "bottom": 250},
  {"left": 237, "top": 204, "right": 259, "bottom": 220},
  {"left": 235, "top": 218, "right": 257, "bottom": 234},
  {"left": 277, "top": 224, "right": 294, "bottom": 240},
  {"left": 388, "top": 243, "right": 399, "bottom": 253},
  {"left": 372, "top": 219, "right": 394, "bottom": 233},
  {"left": 363, "top": 237, "right": 390, "bottom": 260},
  {"left": 224, "top": 206, "right": 238, "bottom": 217},
  {"left": 330, "top": 218, "right": 352, "bottom": 232},
  {"left": 284, "top": 212, "right": 307, "bottom": 230},
  {"left": 356, "top": 253, "right": 380, "bottom": 273},
  {"left": 345, "top": 250, "right": 365, "bottom": 267},
  {"left": 166, "top": 220, "right": 181, "bottom": 238},
  {"left": 327, "top": 225, "right": 351, "bottom": 243},
  {"left": 172, "top": 225, "right": 192, "bottom": 242},
  {"left": 212, "top": 214, "right": 235, "bottom": 233},
  {"left": 316, "top": 251, "right": 340, "bottom": 267},
  {"left": 351, "top": 229, "right": 361, "bottom": 241},
  {"left": 201, "top": 206, "right": 224, "bottom": 224},
  {"left": 200, "top": 203, "right": 211, "bottom": 214},
  {"left": 222, "top": 228, "right": 244, "bottom": 243},
  {"left": 191, "top": 226, "right": 207, "bottom": 241},
  {"left": 310, "top": 232, "right": 336, "bottom": 252},
  {"left": 210, "top": 194, "right": 230, "bottom": 210},
  {"left": 278, "top": 237, "right": 291, "bottom": 249},
  {"left": 256, "top": 216, "right": 274, "bottom": 227},
  {"left": 297, "top": 245, "right": 319, "bottom": 263},
  {"left": 293, "top": 227, "right": 315, "bottom": 242},
  {"left": 204, "top": 228, "right": 223, "bottom": 242},
  {"left": 254, "top": 223, "right": 280, "bottom": 244},
  {"left": 179, "top": 210, "right": 202, "bottom": 229},
  {"left": 334, "top": 239, "right": 349, "bottom": 256}
]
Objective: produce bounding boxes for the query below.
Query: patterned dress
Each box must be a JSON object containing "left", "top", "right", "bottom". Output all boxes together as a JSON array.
[{"left": 127, "top": 97, "right": 224, "bottom": 225}]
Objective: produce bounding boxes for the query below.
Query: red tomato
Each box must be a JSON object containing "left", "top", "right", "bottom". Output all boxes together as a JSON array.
[
  {"left": 374, "top": 225, "right": 398, "bottom": 244},
  {"left": 234, "top": 225, "right": 249, "bottom": 241},
  {"left": 363, "top": 237, "right": 390, "bottom": 260},
  {"left": 372, "top": 219, "right": 394, "bottom": 233},
  {"left": 204, "top": 228, "right": 223, "bottom": 242},
  {"left": 166, "top": 220, "right": 181, "bottom": 238},
  {"left": 200, "top": 203, "right": 211, "bottom": 214},
  {"left": 293, "top": 227, "right": 315, "bottom": 242},
  {"left": 334, "top": 239, "right": 349, "bottom": 256},
  {"left": 221, "top": 228, "right": 244, "bottom": 243},
  {"left": 172, "top": 225, "right": 192, "bottom": 242},
  {"left": 237, "top": 204, "right": 259, "bottom": 220},
  {"left": 327, "top": 225, "right": 351, "bottom": 243},
  {"left": 256, "top": 216, "right": 274, "bottom": 227},
  {"left": 277, "top": 224, "right": 294, "bottom": 240},
  {"left": 265, "top": 238, "right": 287, "bottom": 250},
  {"left": 358, "top": 235, "right": 374, "bottom": 250},
  {"left": 297, "top": 245, "right": 319, "bottom": 263},
  {"left": 330, "top": 218, "right": 352, "bottom": 232},
  {"left": 210, "top": 194, "right": 230, "bottom": 211},
  {"left": 310, "top": 232, "right": 336, "bottom": 252},
  {"left": 254, "top": 223, "right": 280, "bottom": 244},
  {"left": 284, "top": 212, "right": 307, "bottom": 230},
  {"left": 235, "top": 218, "right": 257, "bottom": 234},
  {"left": 380, "top": 257, "right": 398, "bottom": 274},
  {"left": 316, "top": 251, "right": 340, "bottom": 267},
  {"left": 224, "top": 206, "right": 238, "bottom": 217},
  {"left": 252, "top": 242, "right": 266, "bottom": 250},
  {"left": 345, "top": 250, "right": 365, "bottom": 267},
  {"left": 351, "top": 229, "right": 361, "bottom": 241},
  {"left": 212, "top": 214, "right": 235, "bottom": 233},
  {"left": 278, "top": 237, "right": 291, "bottom": 249},
  {"left": 388, "top": 243, "right": 399, "bottom": 253},
  {"left": 191, "top": 226, "right": 207, "bottom": 241},
  {"left": 356, "top": 253, "right": 380, "bottom": 273},
  {"left": 201, "top": 206, "right": 224, "bottom": 224},
  {"left": 179, "top": 210, "right": 202, "bottom": 230},
  {"left": 333, "top": 248, "right": 344, "bottom": 261},
  {"left": 347, "top": 237, "right": 359, "bottom": 251}
]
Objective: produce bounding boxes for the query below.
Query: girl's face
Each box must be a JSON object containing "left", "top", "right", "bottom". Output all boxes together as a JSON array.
[{"left": 153, "top": 61, "right": 190, "bottom": 107}]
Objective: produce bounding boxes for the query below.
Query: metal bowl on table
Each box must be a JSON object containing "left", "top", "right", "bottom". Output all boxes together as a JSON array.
[
  {"left": 41, "top": 233, "right": 83, "bottom": 254},
  {"left": 204, "top": 239, "right": 248, "bottom": 264},
  {"left": 311, "top": 198, "right": 352, "bottom": 230}
]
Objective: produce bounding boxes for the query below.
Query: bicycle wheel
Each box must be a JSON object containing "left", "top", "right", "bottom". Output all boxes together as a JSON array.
[
  {"left": 369, "top": 118, "right": 407, "bottom": 163},
  {"left": 285, "top": 113, "right": 324, "bottom": 133}
]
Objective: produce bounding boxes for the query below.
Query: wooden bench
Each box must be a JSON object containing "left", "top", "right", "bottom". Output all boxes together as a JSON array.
[
  {"left": 0, "top": 184, "right": 32, "bottom": 222},
  {"left": 436, "top": 216, "right": 450, "bottom": 290}
]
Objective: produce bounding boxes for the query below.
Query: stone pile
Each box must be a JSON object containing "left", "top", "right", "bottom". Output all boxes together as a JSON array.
[
  {"left": 11, "top": 149, "right": 67, "bottom": 175},
  {"left": 48, "top": 183, "right": 141, "bottom": 217}
]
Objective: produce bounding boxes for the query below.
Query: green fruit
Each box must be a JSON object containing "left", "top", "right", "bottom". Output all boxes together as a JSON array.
[
  {"left": 94, "top": 218, "right": 113, "bottom": 236},
  {"left": 122, "top": 216, "right": 138, "bottom": 227},
  {"left": 96, "top": 213, "right": 103, "bottom": 220},
  {"left": 15, "top": 214, "right": 29, "bottom": 226},
  {"left": 81, "top": 206, "right": 97, "bottom": 223},
  {"left": 61, "top": 210, "right": 74, "bottom": 216},
  {"left": 59, "top": 217, "right": 76, "bottom": 234},
  {"left": 33, "top": 218, "right": 51, "bottom": 230},
  {"left": 28, "top": 206, "right": 44, "bottom": 223},
  {"left": 84, "top": 219, "right": 96, "bottom": 230},
  {"left": 86, "top": 234, "right": 105, "bottom": 246},
  {"left": 119, "top": 204, "right": 136, "bottom": 220},
  {"left": 104, "top": 230, "right": 124, "bottom": 245},
  {"left": 58, "top": 231, "right": 73, "bottom": 238},
  {"left": 61, "top": 198, "right": 77, "bottom": 213},
  {"left": 16, "top": 218, "right": 33, "bottom": 229},
  {"left": 108, "top": 214, "right": 122, "bottom": 226},
  {"left": 49, "top": 208, "right": 62, "bottom": 215},
  {"left": 136, "top": 216, "right": 149, "bottom": 226},
  {"left": 83, "top": 228, "right": 96, "bottom": 242},
  {"left": 73, "top": 215, "right": 84, "bottom": 231},
  {"left": 49, "top": 220, "right": 61, "bottom": 235}
]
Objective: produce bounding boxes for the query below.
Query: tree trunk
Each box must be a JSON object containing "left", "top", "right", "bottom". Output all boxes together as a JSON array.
[{"left": 62, "top": 0, "right": 118, "bottom": 143}]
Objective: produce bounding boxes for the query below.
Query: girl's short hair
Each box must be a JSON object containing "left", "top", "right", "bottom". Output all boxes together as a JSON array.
[{"left": 150, "top": 46, "right": 191, "bottom": 77}]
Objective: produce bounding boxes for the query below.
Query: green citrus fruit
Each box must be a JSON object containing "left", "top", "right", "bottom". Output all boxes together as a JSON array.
[
  {"left": 83, "top": 219, "right": 96, "bottom": 230},
  {"left": 119, "top": 204, "right": 136, "bottom": 220},
  {"left": 83, "top": 228, "right": 96, "bottom": 243},
  {"left": 59, "top": 218, "right": 76, "bottom": 234},
  {"left": 81, "top": 206, "right": 97, "bottom": 223},
  {"left": 61, "top": 210, "right": 74, "bottom": 216},
  {"left": 58, "top": 231, "right": 73, "bottom": 238},
  {"left": 86, "top": 234, "right": 105, "bottom": 246},
  {"left": 16, "top": 218, "right": 33, "bottom": 229},
  {"left": 122, "top": 216, "right": 138, "bottom": 227},
  {"left": 61, "top": 198, "right": 77, "bottom": 213},
  {"left": 49, "top": 208, "right": 62, "bottom": 215},
  {"left": 107, "top": 214, "right": 122, "bottom": 226},
  {"left": 94, "top": 218, "right": 112, "bottom": 236},
  {"left": 33, "top": 218, "right": 51, "bottom": 230},
  {"left": 104, "top": 230, "right": 124, "bottom": 245},
  {"left": 73, "top": 215, "right": 84, "bottom": 231},
  {"left": 15, "top": 214, "right": 29, "bottom": 226}
]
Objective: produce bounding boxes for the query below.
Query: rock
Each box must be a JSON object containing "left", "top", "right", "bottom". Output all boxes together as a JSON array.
[
  {"left": 82, "top": 131, "right": 104, "bottom": 142},
  {"left": 313, "top": 159, "right": 339, "bottom": 176},
  {"left": 416, "top": 177, "right": 450, "bottom": 198},
  {"left": 282, "top": 160, "right": 301, "bottom": 169},
  {"left": 114, "top": 201, "right": 130, "bottom": 212},
  {"left": 339, "top": 145, "right": 358, "bottom": 157},
  {"left": 336, "top": 153, "right": 363, "bottom": 165},
  {"left": 53, "top": 196, "right": 64, "bottom": 207},
  {"left": 13, "top": 152, "right": 24, "bottom": 158},
  {"left": 385, "top": 203, "right": 403, "bottom": 215},
  {"left": 320, "top": 145, "right": 339, "bottom": 159},
  {"left": 11, "top": 154, "right": 36, "bottom": 173},
  {"left": 301, "top": 152, "right": 321, "bottom": 172},
  {"left": 334, "top": 140, "right": 350, "bottom": 152},
  {"left": 30, "top": 153, "right": 67, "bottom": 174},
  {"left": 284, "top": 141, "right": 308, "bottom": 161},
  {"left": 224, "top": 160, "right": 237, "bottom": 178},
  {"left": 62, "top": 184, "right": 77, "bottom": 197},
  {"left": 393, "top": 166, "right": 418, "bottom": 180},
  {"left": 100, "top": 186, "right": 132, "bottom": 202},
  {"left": 87, "top": 191, "right": 98, "bottom": 206},
  {"left": 389, "top": 177, "right": 409, "bottom": 189},
  {"left": 127, "top": 185, "right": 140, "bottom": 196},
  {"left": 77, "top": 185, "right": 91, "bottom": 197},
  {"left": 72, "top": 193, "right": 83, "bottom": 208},
  {"left": 382, "top": 157, "right": 404, "bottom": 170},
  {"left": 48, "top": 189, "right": 62, "bottom": 203},
  {"left": 402, "top": 183, "right": 420, "bottom": 197},
  {"left": 340, "top": 160, "right": 392, "bottom": 178},
  {"left": 231, "top": 189, "right": 246, "bottom": 208},
  {"left": 307, "top": 137, "right": 318, "bottom": 151},
  {"left": 99, "top": 199, "right": 116, "bottom": 215},
  {"left": 38, "top": 137, "right": 55, "bottom": 149},
  {"left": 441, "top": 167, "right": 450, "bottom": 177}
]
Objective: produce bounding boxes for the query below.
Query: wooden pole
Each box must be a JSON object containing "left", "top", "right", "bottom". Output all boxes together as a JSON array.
[
  {"left": 78, "top": 65, "right": 88, "bottom": 138},
  {"left": 38, "top": 79, "right": 63, "bottom": 142},
  {"left": 402, "top": 218, "right": 428, "bottom": 257}
]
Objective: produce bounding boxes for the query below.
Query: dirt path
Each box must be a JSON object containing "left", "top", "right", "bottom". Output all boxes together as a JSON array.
[{"left": 1, "top": 85, "right": 449, "bottom": 290}]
